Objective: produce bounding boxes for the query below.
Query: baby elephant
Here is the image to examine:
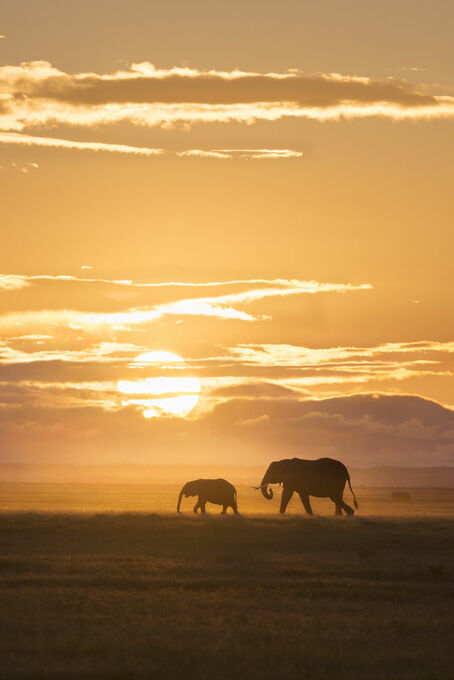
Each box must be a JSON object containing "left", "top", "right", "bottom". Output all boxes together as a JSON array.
[{"left": 177, "top": 478, "right": 239, "bottom": 515}]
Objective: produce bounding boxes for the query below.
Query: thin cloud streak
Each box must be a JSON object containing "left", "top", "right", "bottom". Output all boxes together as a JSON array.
[
  {"left": 0, "top": 275, "right": 331, "bottom": 292},
  {"left": 0, "top": 340, "right": 148, "bottom": 365},
  {"left": 0, "top": 133, "right": 302, "bottom": 159},
  {"left": 0, "top": 131, "right": 164, "bottom": 156},
  {"left": 177, "top": 149, "right": 303, "bottom": 159},
  {"left": 0, "top": 279, "right": 371, "bottom": 332},
  {"left": 220, "top": 341, "right": 454, "bottom": 367}
]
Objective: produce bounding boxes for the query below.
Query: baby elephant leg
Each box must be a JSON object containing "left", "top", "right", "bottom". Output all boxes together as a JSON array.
[{"left": 221, "top": 505, "right": 228, "bottom": 514}]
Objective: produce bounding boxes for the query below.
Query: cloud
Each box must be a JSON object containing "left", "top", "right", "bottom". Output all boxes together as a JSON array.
[
  {"left": 0, "top": 274, "right": 30, "bottom": 290},
  {"left": 212, "top": 382, "right": 301, "bottom": 400},
  {"left": 0, "top": 273, "right": 368, "bottom": 292},
  {"left": 1, "top": 335, "right": 453, "bottom": 424},
  {"left": 177, "top": 149, "right": 303, "bottom": 159},
  {"left": 0, "top": 303, "right": 253, "bottom": 333},
  {"left": 0, "top": 161, "right": 39, "bottom": 174},
  {"left": 1, "top": 333, "right": 452, "bottom": 395},
  {"left": 236, "top": 414, "right": 271, "bottom": 427},
  {"left": 0, "top": 277, "right": 371, "bottom": 332},
  {"left": 0, "top": 131, "right": 300, "bottom": 159},
  {"left": 206, "top": 393, "right": 454, "bottom": 466},
  {"left": 220, "top": 341, "right": 454, "bottom": 368},
  {"left": 0, "top": 246, "right": 449, "bottom": 439},
  {"left": 0, "top": 61, "right": 453, "bottom": 143},
  {"left": 0, "top": 61, "right": 446, "bottom": 108},
  {"left": 12, "top": 161, "right": 39, "bottom": 173},
  {"left": 0, "top": 390, "right": 452, "bottom": 466},
  {"left": 0, "top": 339, "right": 148, "bottom": 365},
  {"left": 0, "top": 131, "right": 163, "bottom": 156},
  {"left": 0, "top": 380, "right": 121, "bottom": 412},
  {"left": 391, "top": 66, "right": 428, "bottom": 74},
  {"left": 198, "top": 341, "right": 454, "bottom": 388}
]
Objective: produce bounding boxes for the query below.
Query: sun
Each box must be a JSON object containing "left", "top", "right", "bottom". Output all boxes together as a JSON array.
[{"left": 118, "top": 351, "right": 200, "bottom": 418}]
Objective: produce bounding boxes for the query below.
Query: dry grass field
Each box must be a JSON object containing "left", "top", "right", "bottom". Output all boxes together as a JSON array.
[
  {"left": 0, "top": 485, "right": 453, "bottom": 679},
  {"left": 1, "top": 482, "right": 454, "bottom": 516}
]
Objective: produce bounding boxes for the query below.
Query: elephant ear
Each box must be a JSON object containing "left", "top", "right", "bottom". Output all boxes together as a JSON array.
[{"left": 279, "top": 461, "right": 295, "bottom": 486}]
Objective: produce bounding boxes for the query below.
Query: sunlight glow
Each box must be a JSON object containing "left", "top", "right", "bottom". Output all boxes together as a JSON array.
[{"left": 117, "top": 351, "right": 200, "bottom": 418}]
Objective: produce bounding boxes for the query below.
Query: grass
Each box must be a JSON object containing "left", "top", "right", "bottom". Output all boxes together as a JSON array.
[
  {"left": 0, "top": 487, "right": 453, "bottom": 679},
  {"left": 1, "top": 482, "right": 453, "bottom": 515}
]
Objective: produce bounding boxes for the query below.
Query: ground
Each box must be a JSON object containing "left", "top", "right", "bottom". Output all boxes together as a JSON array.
[{"left": 0, "top": 486, "right": 452, "bottom": 679}]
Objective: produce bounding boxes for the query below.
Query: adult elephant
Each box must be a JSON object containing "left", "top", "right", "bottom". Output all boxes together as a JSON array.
[
  {"left": 177, "top": 478, "right": 239, "bottom": 515},
  {"left": 257, "top": 457, "right": 358, "bottom": 516}
]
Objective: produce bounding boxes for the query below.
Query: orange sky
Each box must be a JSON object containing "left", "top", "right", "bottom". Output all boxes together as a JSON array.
[{"left": 0, "top": 1, "right": 453, "bottom": 467}]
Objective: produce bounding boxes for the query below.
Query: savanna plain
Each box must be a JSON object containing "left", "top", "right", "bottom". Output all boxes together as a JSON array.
[{"left": 0, "top": 485, "right": 453, "bottom": 680}]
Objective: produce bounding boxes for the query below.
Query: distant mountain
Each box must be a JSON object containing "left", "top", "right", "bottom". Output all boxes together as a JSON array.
[{"left": 0, "top": 463, "right": 453, "bottom": 487}]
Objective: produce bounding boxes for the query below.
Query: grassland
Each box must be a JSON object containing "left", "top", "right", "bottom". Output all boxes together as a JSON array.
[{"left": 0, "top": 486, "right": 453, "bottom": 679}]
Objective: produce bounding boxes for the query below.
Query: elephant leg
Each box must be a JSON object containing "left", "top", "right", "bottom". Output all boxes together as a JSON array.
[
  {"left": 199, "top": 501, "right": 207, "bottom": 515},
  {"left": 280, "top": 487, "right": 294, "bottom": 514},
  {"left": 221, "top": 505, "right": 227, "bottom": 514},
  {"left": 298, "top": 492, "right": 313, "bottom": 516},
  {"left": 193, "top": 500, "right": 200, "bottom": 514},
  {"left": 331, "top": 496, "right": 343, "bottom": 516},
  {"left": 341, "top": 500, "right": 355, "bottom": 516},
  {"left": 231, "top": 501, "right": 239, "bottom": 515}
]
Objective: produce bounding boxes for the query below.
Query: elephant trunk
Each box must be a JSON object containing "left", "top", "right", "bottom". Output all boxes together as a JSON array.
[
  {"left": 177, "top": 488, "right": 185, "bottom": 513},
  {"left": 260, "top": 471, "right": 273, "bottom": 500}
]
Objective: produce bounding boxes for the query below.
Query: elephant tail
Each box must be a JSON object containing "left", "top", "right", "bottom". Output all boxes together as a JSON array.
[{"left": 347, "top": 475, "right": 358, "bottom": 509}]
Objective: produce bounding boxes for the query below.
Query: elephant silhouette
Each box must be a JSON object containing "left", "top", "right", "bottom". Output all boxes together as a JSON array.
[
  {"left": 256, "top": 457, "right": 358, "bottom": 516},
  {"left": 177, "top": 478, "right": 239, "bottom": 515}
]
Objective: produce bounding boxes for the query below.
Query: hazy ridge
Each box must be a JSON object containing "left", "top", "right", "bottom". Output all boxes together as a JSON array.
[{"left": 1, "top": 464, "right": 453, "bottom": 487}]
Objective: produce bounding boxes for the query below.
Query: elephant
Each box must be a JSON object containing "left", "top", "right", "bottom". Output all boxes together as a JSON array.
[
  {"left": 256, "top": 457, "right": 358, "bottom": 516},
  {"left": 177, "top": 478, "right": 239, "bottom": 515}
]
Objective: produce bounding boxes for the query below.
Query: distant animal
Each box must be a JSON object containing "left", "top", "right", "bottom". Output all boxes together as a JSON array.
[
  {"left": 391, "top": 491, "right": 412, "bottom": 503},
  {"left": 177, "top": 478, "right": 239, "bottom": 515},
  {"left": 256, "top": 457, "right": 358, "bottom": 516}
]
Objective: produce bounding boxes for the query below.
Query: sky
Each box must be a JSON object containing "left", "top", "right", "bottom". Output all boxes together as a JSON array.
[{"left": 0, "top": 1, "right": 453, "bottom": 467}]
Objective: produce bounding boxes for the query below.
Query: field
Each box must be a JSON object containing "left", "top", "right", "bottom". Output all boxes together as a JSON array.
[{"left": 0, "top": 485, "right": 453, "bottom": 679}]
